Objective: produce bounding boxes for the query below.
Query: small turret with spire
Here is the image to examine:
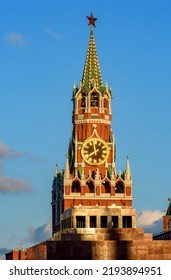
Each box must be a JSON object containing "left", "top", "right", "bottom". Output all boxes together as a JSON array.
[
  {"left": 125, "top": 156, "right": 132, "bottom": 181},
  {"left": 64, "top": 154, "right": 70, "bottom": 180},
  {"left": 54, "top": 163, "right": 58, "bottom": 178}
]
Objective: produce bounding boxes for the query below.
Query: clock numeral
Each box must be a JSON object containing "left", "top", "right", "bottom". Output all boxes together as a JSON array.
[
  {"left": 93, "top": 159, "right": 97, "bottom": 164},
  {"left": 88, "top": 157, "right": 92, "bottom": 163},
  {"left": 102, "top": 145, "right": 106, "bottom": 149}
]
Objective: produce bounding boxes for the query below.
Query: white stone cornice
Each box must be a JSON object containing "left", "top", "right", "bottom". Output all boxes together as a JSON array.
[
  {"left": 75, "top": 118, "right": 111, "bottom": 125},
  {"left": 64, "top": 195, "right": 133, "bottom": 201}
]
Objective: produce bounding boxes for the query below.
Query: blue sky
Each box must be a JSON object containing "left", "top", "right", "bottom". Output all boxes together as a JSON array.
[{"left": 0, "top": 0, "right": 171, "bottom": 258}]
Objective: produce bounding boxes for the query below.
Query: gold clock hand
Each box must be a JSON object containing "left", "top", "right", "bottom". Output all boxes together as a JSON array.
[
  {"left": 88, "top": 149, "right": 99, "bottom": 157},
  {"left": 93, "top": 141, "right": 97, "bottom": 155}
]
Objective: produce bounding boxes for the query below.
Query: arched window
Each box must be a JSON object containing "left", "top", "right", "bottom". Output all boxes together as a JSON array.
[
  {"left": 90, "top": 92, "right": 99, "bottom": 107},
  {"left": 71, "top": 180, "right": 81, "bottom": 193},
  {"left": 81, "top": 93, "right": 86, "bottom": 107},
  {"left": 86, "top": 181, "right": 94, "bottom": 193},
  {"left": 115, "top": 181, "right": 125, "bottom": 193},
  {"left": 102, "top": 181, "right": 111, "bottom": 193},
  {"left": 104, "top": 98, "right": 108, "bottom": 109}
]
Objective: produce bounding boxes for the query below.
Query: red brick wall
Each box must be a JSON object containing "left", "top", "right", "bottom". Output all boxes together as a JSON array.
[{"left": 26, "top": 242, "right": 47, "bottom": 260}]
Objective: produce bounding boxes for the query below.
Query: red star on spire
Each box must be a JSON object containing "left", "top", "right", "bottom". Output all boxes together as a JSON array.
[{"left": 86, "top": 12, "right": 97, "bottom": 27}]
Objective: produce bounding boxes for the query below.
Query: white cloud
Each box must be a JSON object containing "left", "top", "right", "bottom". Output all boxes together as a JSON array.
[
  {"left": 0, "top": 140, "right": 46, "bottom": 164},
  {"left": 26, "top": 222, "right": 52, "bottom": 244},
  {"left": 137, "top": 210, "right": 165, "bottom": 227},
  {"left": 44, "top": 27, "right": 62, "bottom": 40},
  {"left": 0, "top": 141, "right": 22, "bottom": 160},
  {"left": 5, "top": 32, "right": 27, "bottom": 47},
  {"left": 0, "top": 176, "right": 32, "bottom": 193},
  {"left": 137, "top": 210, "right": 165, "bottom": 233},
  {"left": 0, "top": 140, "right": 46, "bottom": 194}
]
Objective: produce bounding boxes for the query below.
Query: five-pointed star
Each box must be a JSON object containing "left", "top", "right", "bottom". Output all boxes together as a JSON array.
[{"left": 86, "top": 12, "right": 97, "bottom": 27}]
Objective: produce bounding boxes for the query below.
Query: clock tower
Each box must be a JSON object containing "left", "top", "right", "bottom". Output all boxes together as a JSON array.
[{"left": 51, "top": 13, "right": 136, "bottom": 236}]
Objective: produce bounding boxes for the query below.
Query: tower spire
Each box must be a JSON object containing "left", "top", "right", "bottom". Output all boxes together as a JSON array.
[
  {"left": 82, "top": 13, "right": 103, "bottom": 91},
  {"left": 64, "top": 154, "right": 70, "bottom": 180},
  {"left": 54, "top": 163, "right": 58, "bottom": 178},
  {"left": 125, "top": 156, "right": 132, "bottom": 181}
]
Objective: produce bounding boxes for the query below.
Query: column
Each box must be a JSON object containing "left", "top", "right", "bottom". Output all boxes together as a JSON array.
[
  {"left": 96, "top": 215, "right": 100, "bottom": 228},
  {"left": 118, "top": 216, "right": 123, "bottom": 228},
  {"left": 86, "top": 215, "right": 90, "bottom": 228},
  {"left": 107, "top": 216, "right": 112, "bottom": 228}
]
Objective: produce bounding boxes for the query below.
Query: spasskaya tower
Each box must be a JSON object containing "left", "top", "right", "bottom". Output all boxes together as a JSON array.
[{"left": 51, "top": 13, "right": 136, "bottom": 235}]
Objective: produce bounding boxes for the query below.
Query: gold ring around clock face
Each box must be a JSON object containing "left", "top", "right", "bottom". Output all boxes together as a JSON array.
[{"left": 81, "top": 137, "right": 109, "bottom": 165}]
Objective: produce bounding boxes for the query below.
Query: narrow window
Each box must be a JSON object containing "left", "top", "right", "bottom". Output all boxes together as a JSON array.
[
  {"left": 101, "top": 216, "right": 108, "bottom": 228},
  {"left": 71, "top": 180, "right": 81, "bottom": 192},
  {"left": 87, "top": 181, "right": 94, "bottom": 193},
  {"left": 104, "top": 98, "right": 108, "bottom": 108},
  {"left": 90, "top": 216, "right": 96, "bottom": 228},
  {"left": 115, "top": 181, "right": 125, "bottom": 193},
  {"left": 112, "top": 216, "right": 118, "bottom": 228},
  {"left": 81, "top": 93, "right": 86, "bottom": 107},
  {"left": 123, "top": 216, "right": 132, "bottom": 228},
  {"left": 103, "top": 181, "right": 111, "bottom": 193},
  {"left": 76, "top": 216, "right": 85, "bottom": 228},
  {"left": 90, "top": 92, "right": 99, "bottom": 107}
]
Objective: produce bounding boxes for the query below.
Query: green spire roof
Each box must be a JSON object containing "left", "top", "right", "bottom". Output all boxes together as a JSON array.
[{"left": 82, "top": 27, "right": 103, "bottom": 91}]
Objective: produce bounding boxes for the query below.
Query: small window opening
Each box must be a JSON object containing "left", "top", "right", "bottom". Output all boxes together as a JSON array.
[
  {"left": 87, "top": 181, "right": 94, "bottom": 193},
  {"left": 112, "top": 216, "right": 119, "bottom": 228},
  {"left": 115, "top": 181, "right": 125, "bottom": 193},
  {"left": 81, "top": 93, "right": 86, "bottom": 107},
  {"left": 101, "top": 216, "right": 108, "bottom": 228},
  {"left": 76, "top": 216, "right": 85, "bottom": 228},
  {"left": 71, "top": 181, "right": 81, "bottom": 192},
  {"left": 90, "top": 216, "right": 96, "bottom": 228},
  {"left": 123, "top": 216, "right": 132, "bottom": 228},
  {"left": 90, "top": 92, "right": 99, "bottom": 107},
  {"left": 103, "top": 181, "right": 111, "bottom": 193}
]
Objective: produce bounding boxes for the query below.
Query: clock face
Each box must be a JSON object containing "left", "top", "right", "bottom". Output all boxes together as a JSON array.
[{"left": 81, "top": 138, "right": 109, "bottom": 165}]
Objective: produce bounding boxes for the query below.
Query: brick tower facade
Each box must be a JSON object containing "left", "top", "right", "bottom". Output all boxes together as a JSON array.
[{"left": 51, "top": 13, "right": 136, "bottom": 236}]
